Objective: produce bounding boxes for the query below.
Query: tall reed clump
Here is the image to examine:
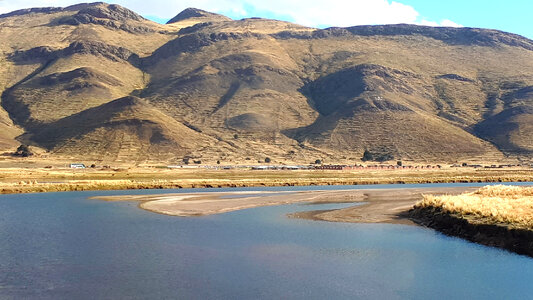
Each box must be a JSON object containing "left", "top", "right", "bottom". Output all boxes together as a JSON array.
[{"left": 415, "top": 185, "right": 533, "bottom": 229}]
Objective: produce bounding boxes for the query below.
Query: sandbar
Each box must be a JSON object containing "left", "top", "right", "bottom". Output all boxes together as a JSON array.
[{"left": 93, "top": 186, "right": 478, "bottom": 224}]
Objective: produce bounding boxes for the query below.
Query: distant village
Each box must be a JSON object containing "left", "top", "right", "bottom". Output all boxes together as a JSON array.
[
  {"left": 67, "top": 162, "right": 531, "bottom": 170},
  {"left": 158, "top": 163, "right": 530, "bottom": 171}
]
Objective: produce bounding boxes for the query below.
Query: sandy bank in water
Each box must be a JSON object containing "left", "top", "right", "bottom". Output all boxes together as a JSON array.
[{"left": 93, "top": 186, "right": 477, "bottom": 224}]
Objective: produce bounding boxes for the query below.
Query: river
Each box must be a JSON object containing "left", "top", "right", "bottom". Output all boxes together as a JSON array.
[{"left": 1, "top": 183, "right": 532, "bottom": 299}]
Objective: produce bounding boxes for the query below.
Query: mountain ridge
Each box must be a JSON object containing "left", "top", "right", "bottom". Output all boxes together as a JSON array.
[{"left": 0, "top": 2, "right": 532, "bottom": 164}]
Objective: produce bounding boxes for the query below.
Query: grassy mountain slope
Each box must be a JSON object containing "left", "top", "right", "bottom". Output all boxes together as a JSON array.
[
  {"left": 27, "top": 96, "right": 218, "bottom": 162},
  {"left": 0, "top": 2, "right": 532, "bottom": 164}
]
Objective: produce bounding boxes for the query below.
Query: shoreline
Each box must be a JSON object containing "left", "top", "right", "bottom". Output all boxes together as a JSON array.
[
  {"left": 409, "top": 206, "right": 533, "bottom": 257},
  {"left": 408, "top": 185, "right": 533, "bottom": 257},
  {"left": 1, "top": 177, "right": 532, "bottom": 195},
  {"left": 288, "top": 187, "right": 478, "bottom": 225}
]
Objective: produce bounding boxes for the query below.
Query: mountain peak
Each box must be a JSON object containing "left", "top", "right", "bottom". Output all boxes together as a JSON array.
[
  {"left": 0, "top": 2, "right": 144, "bottom": 21},
  {"left": 166, "top": 8, "right": 230, "bottom": 24},
  {"left": 73, "top": 2, "right": 145, "bottom": 22}
]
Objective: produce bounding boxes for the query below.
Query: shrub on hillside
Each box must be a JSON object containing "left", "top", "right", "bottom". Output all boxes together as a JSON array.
[
  {"left": 362, "top": 149, "right": 394, "bottom": 162},
  {"left": 14, "top": 145, "right": 33, "bottom": 157}
]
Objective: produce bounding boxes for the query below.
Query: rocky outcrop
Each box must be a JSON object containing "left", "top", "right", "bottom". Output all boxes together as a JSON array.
[
  {"left": 58, "top": 4, "right": 155, "bottom": 34},
  {"left": 8, "top": 46, "right": 58, "bottom": 63},
  {"left": 77, "top": 4, "right": 145, "bottom": 22},
  {"left": 436, "top": 74, "right": 475, "bottom": 82},
  {"left": 0, "top": 7, "right": 63, "bottom": 18},
  {"left": 62, "top": 41, "right": 137, "bottom": 62},
  {"left": 274, "top": 24, "right": 533, "bottom": 51},
  {"left": 8, "top": 41, "right": 137, "bottom": 64},
  {"left": 145, "top": 32, "right": 266, "bottom": 64}
]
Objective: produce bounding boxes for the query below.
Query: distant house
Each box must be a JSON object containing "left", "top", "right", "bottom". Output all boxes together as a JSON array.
[
  {"left": 251, "top": 166, "right": 270, "bottom": 170},
  {"left": 282, "top": 166, "right": 301, "bottom": 170},
  {"left": 70, "top": 163, "right": 86, "bottom": 169},
  {"left": 315, "top": 165, "right": 346, "bottom": 170}
]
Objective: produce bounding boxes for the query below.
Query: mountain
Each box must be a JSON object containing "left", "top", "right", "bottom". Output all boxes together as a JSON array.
[
  {"left": 166, "top": 8, "right": 231, "bottom": 24},
  {"left": 1, "top": 2, "right": 532, "bottom": 164}
]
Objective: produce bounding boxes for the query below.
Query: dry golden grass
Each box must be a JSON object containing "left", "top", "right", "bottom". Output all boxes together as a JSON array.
[
  {"left": 416, "top": 185, "right": 533, "bottom": 229},
  {"left": 0, "top": 166, "right": 532, "bottom": 194}
]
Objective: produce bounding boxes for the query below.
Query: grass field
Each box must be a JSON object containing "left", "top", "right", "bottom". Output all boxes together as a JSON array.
[
  {"left": 415, "top": 185, "right": 533, "bottom": 229},
  {"left": 1, "top": 165, "right": 532, "bottom": 194}
]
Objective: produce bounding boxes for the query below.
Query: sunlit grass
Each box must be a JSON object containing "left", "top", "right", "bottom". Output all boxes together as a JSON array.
[
  {"left": 415, "top": 185, "right": 533, "bottom": 229},
  {"left": 0, "top": 168, "right": 532, "bottom": 194}
]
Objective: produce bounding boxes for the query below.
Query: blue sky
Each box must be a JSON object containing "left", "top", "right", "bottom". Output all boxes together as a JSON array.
[
  {"left": 397, "top": 0, "right": 532, "bottom": 38},
  {"left": 1, "top": 0, "right": 531, "bottom": 39}
]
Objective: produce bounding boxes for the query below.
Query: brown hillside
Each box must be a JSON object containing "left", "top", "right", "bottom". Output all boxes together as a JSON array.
[
  {"left": 0, "top": 2, "right": 532, "bottom": 163},
  {"left": 27, "top": 96, "right": 217, "bottom": 163}
]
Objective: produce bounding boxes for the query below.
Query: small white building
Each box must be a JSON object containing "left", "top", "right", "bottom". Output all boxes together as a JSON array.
[{"left": 70, "top": 163, "right": 86, "bottom": 169}]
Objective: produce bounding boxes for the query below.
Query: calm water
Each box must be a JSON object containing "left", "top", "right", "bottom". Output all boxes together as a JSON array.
[{"left": 1, "top": 183, "right": 533, "bottom": 299}]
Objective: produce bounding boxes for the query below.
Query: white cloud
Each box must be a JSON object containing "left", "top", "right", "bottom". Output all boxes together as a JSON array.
[
  {"left": 241, "top": 0, "right": 421, "bottom": 27},
  {"left": 0, "top": 0, "right": 70, "bottom": 12},
  {"left": 0, "top": 0, "right": 463, "bottom": 29},
  {"left": 439, "top": 19, "right": 463, "bottom": 27},
  {"left": 419, "top": 19, "right": 463, "bottom": 27}
]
